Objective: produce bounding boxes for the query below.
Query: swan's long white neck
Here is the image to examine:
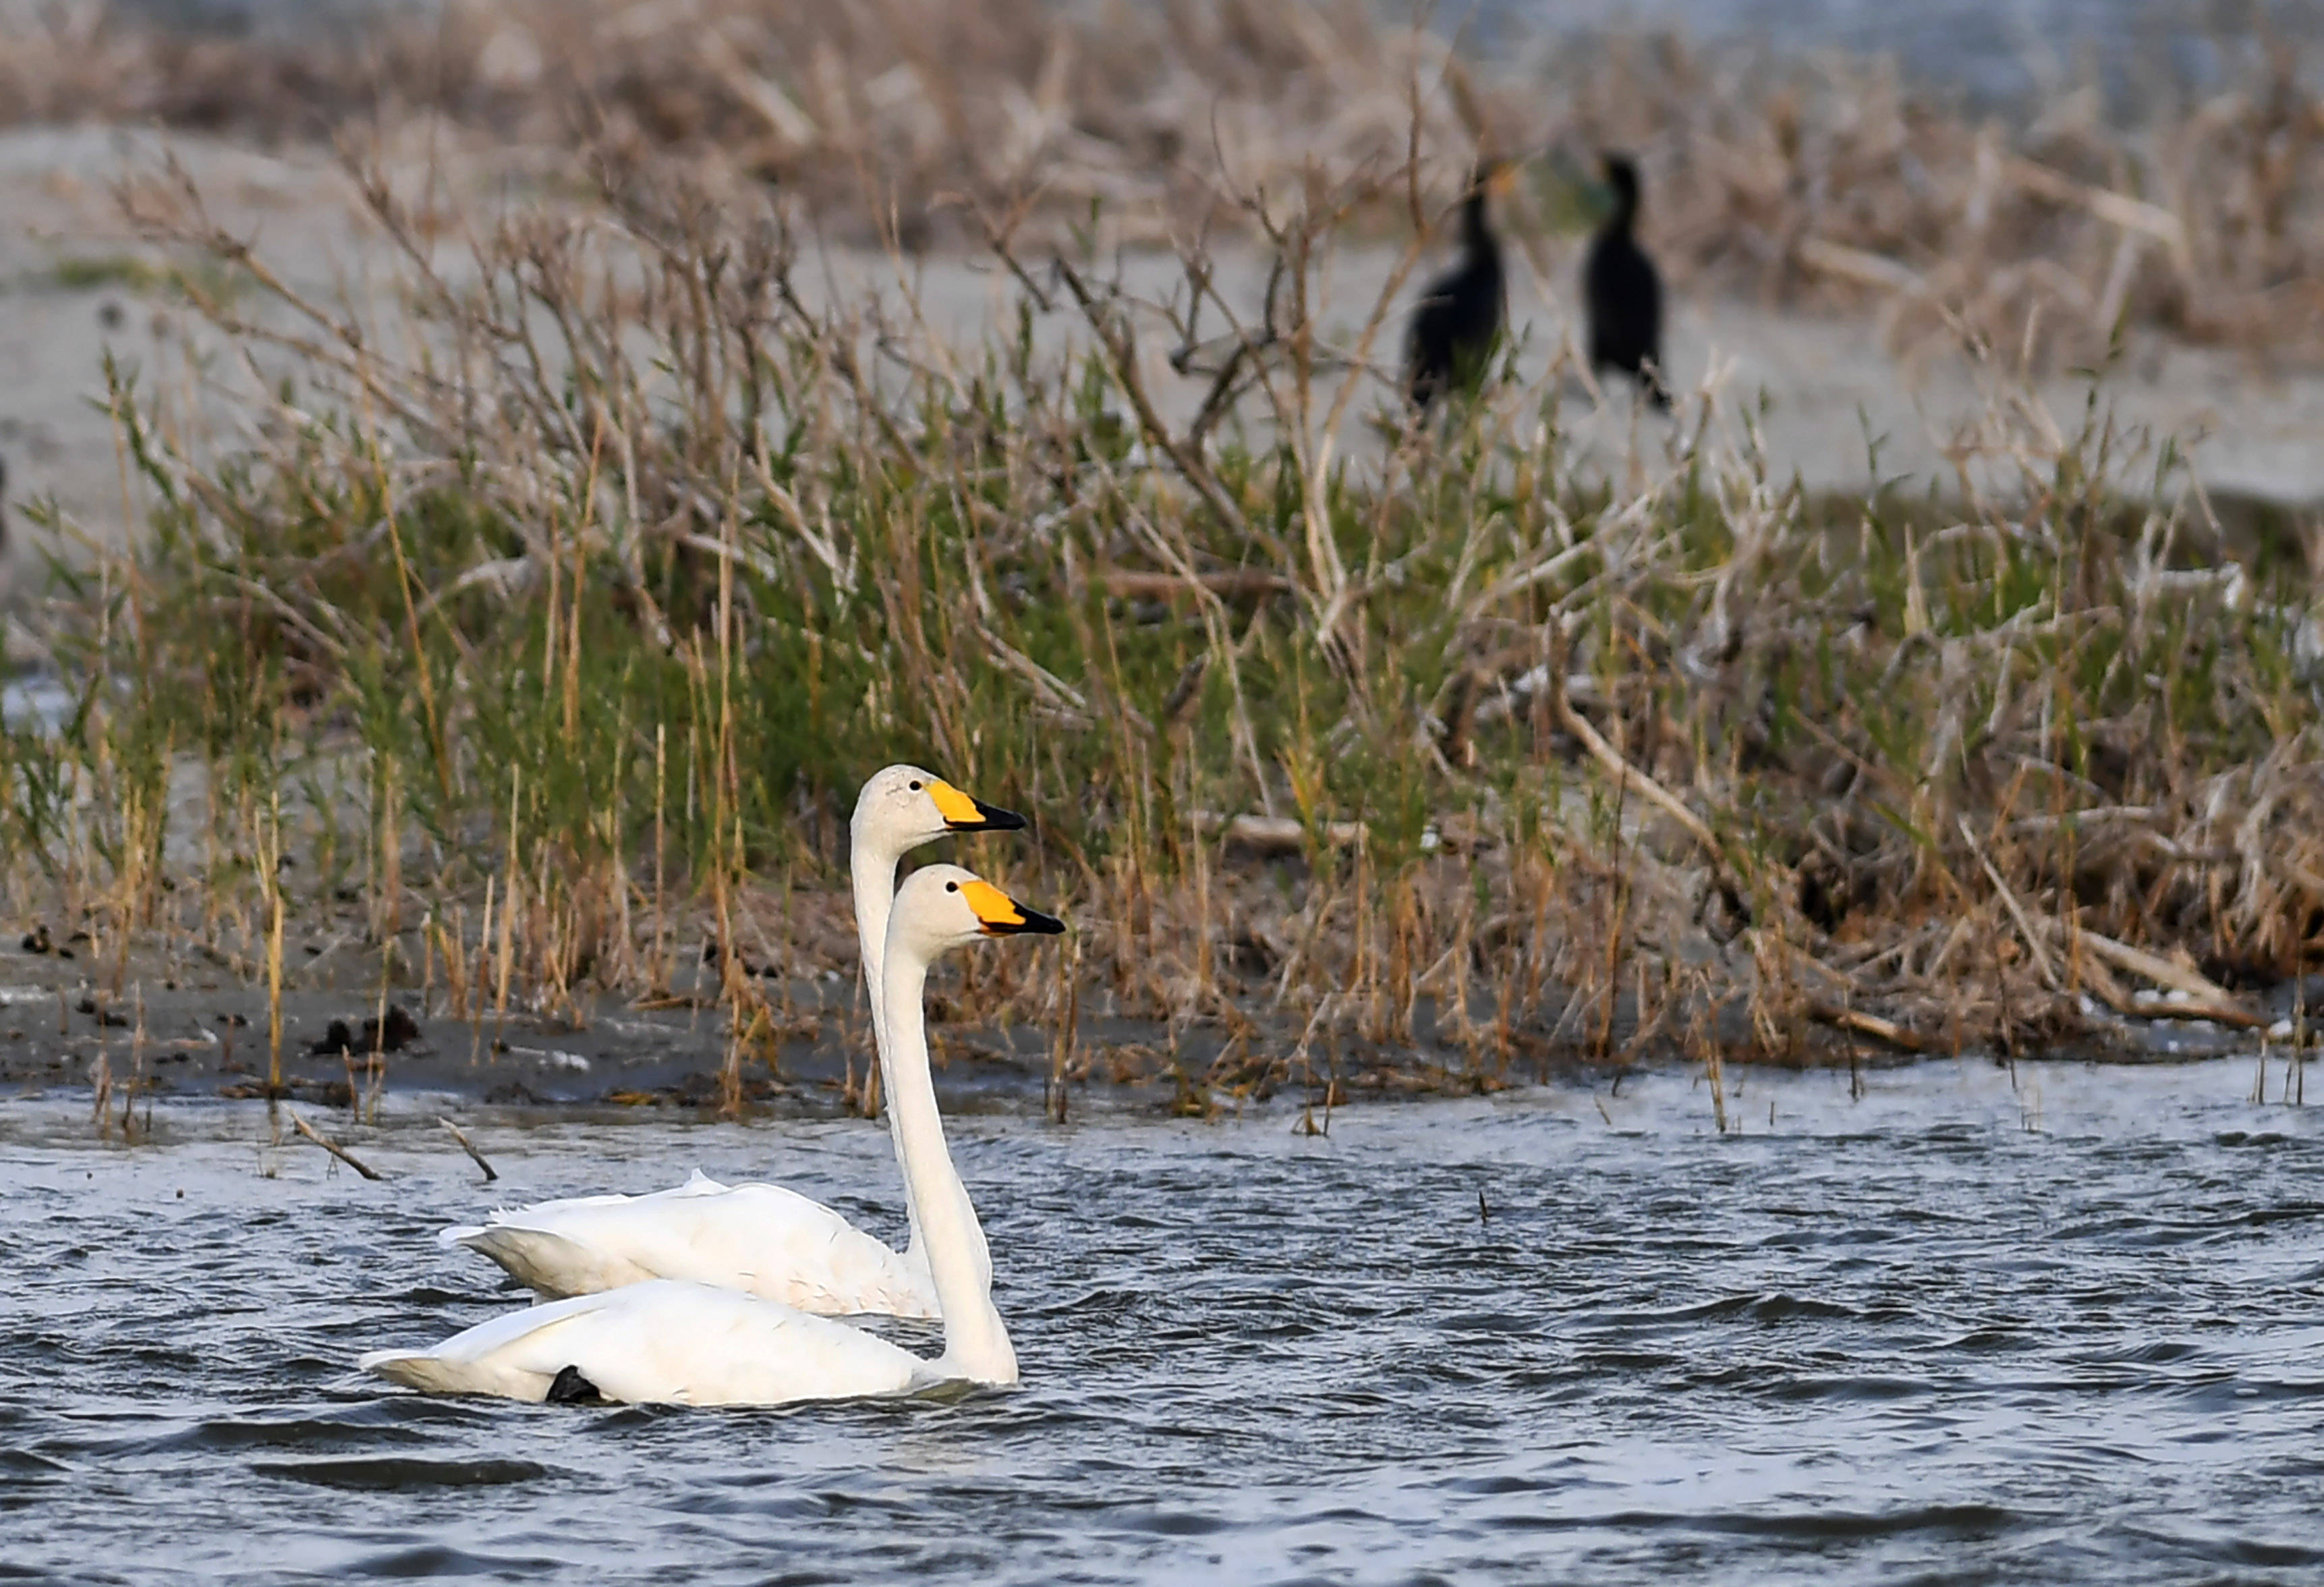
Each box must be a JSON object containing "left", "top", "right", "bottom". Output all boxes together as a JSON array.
[
  {"left": 879, "top": 933, "right": 1017, "bottom": 1385},
  {"left": 849, "top": 822, "right": 926, "bottom": 1266}
]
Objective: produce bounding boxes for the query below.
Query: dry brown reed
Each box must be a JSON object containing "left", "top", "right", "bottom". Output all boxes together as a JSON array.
[{"left": 9, "top": 0, "right": 2324, "bottom": 364}]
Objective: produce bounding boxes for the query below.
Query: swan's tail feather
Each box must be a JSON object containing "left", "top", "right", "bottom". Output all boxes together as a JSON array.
[
  {"left": 362, "top": 1348, "right": 555, "bottom": 1402},
  {"left": 436, "top": 1223, "right": 487, "bottom": 1247},
  {"left": 361, "top": 1349, "right": 469, "bottom": 1395},
  {"left": 451, "top": 1225, "right": 651, "bottom": 1299}
]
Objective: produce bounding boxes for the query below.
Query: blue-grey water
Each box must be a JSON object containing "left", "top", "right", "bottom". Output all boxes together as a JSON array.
[{"left": 4, "top": 1059, "right": 2322, "bottom": 1585}]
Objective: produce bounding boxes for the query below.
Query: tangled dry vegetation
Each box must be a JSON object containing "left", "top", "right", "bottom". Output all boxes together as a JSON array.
[
  {"left": 1, "top": 114, "right": 2319, "bottom": 1115},
  {"left": 9, "top": 0, "right": 2324, "bottom": 366}
]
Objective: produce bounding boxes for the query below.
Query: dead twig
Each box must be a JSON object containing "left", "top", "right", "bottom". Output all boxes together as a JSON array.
[
  {"left": 437, "top": 1116, "right": 499, "bottom": 1182},
  {"left": 1807, "top": 1002, "right": 1933, "bottom": 1053},
  {"left": 2047, "top": 920, "right": 2266, "bottom": 1028},
  {"left": 289, "top": 1112, "right": 387, "bottom": 1181},
  {"left": 1546, "top": 617, "right": 1732, "bottom": 879},
  {"left": 1958, "top": 816, "right": 2059, "bottom": 988}
]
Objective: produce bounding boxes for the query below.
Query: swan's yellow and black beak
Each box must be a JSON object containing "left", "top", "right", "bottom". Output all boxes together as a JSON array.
[
  {"left": 959, "top": 879, "right": 1065, "bottom": 937},
  {"left": 927, "top": 779, "right": 1028, "bottom": 834}
]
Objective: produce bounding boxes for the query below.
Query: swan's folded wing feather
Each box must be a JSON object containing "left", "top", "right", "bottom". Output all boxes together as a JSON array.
[
  {"left": 362, "top": 1281, "right": 924, "bottom": 1406},
  {"left": 435, "top": 1188, "right": 641, "bottom": 1250},
  {"left": 451, "top": 1225, "right": 658, "bottom": 1298},
  {"left": 434, "top": 1181, "right": 681, "bottom": 1253},
  {"left": 445, "top": 1179, "right": 936, "bottom": 1316}
]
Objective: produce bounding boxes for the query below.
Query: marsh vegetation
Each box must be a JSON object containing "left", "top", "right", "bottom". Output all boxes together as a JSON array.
[{"left": 1, "top": 0, "right": 2319, "bottom": 1113}]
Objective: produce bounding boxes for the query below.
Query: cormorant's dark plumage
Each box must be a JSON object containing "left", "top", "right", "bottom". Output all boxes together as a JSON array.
[
  {"left": 1405, "top": 163, "right": 1512, "bottom": 412},
  {"left": 1583, "top": 153, "right": 1669, "bottom": 410}
]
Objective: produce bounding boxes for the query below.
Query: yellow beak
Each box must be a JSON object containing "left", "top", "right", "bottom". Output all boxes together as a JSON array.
[
  {"left": 927, "top": 779, "right": 1028, "bottom": 833},
  {"left": 959, "top": 879, "right": 1065, "bottom": 937}
]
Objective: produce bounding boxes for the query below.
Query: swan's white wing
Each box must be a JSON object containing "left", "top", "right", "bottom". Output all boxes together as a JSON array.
[
  {"left": 436, "top": 1169, "right": 731, "bottom": 1245},
  {"left": 449, "top": 1225, "right": 659, "bottom": 1298},
  {"left": 360, "top": 1280, "right": 927, "bottom": 1406},
  {"left": 434, "top": 1175, "right": 727, "bottom": 1248},
  {"left": 443, "top": 1179, "right": 938, "bottom": 1318}
]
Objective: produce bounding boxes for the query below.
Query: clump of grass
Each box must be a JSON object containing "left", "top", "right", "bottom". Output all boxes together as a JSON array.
[
  {"left": 36, "top": 252, "right": 245, "bottom": 303},
  {"left": 3, "top": 130, "right": 2320, "bottom": 1113}
]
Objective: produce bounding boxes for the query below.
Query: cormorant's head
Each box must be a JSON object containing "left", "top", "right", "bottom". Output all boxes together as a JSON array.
[
  {"left": 1600, "top": 152, "right": 1642, "bottom": 211},
  {"left": 1471, "top": 157, "right": 1521, "bottom": 202},
  {"left": 1458, "top": 157, "right": 1520, "bottom": 246}
]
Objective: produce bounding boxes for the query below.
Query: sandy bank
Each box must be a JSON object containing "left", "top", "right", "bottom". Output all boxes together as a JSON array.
[{"left": 3, "top": 125, "right": 2320, "bottom": 602}]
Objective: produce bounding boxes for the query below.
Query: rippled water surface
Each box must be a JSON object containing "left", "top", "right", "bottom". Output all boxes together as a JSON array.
[{"left": 5, "top": 1060, "right": 2323, "bottom": 1585}]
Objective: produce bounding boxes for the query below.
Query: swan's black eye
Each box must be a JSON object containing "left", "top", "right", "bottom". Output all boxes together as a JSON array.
[
  {"left": 909, "top": 780, "right": 923, "bottom": 791},
  {"left": 945, "top": 881, "right": 959, "bottom": 892}
]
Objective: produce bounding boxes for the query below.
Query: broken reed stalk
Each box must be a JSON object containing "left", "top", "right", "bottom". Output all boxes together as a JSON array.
[
  {"left": 438, "top": 1116, "right": 498, "bottom": 1181},
  {"left": 289, "top": 1111, "right": 385, "bottom": 1180},
  {"left": 124, "top": 984, "right": 147, "bottom": 1142},
  {"left": 470, "top": 876, "right": 494, "bottom": 1067},
  {"left": 262, "top": 791, "right": 285, "bottom": 1093},
  {"left": 1048, "top": 936, "right": 1079, "bottom": 1125},
  {"left": 1809, "top": 1003, "right": 1931, "bottom": 1055},
  {"left": 494, "top": 771, "right": 519, "bottom": 1040},
  {"left": 368, "top": 932, "right": 393, "bottom": 1125}
]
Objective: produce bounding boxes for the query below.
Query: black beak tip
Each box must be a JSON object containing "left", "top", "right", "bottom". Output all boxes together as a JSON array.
[
  {"left": 953, "top": 800, "right": 1028, "bottom": 833},
  {"left": 1015, "top": 907, "right": 1066, "bottom": 937}
]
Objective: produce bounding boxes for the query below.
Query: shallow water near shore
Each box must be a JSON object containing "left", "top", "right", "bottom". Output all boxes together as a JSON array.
[{"left": 4, "top": 1058, "right": 2322, "bottom": 1586}]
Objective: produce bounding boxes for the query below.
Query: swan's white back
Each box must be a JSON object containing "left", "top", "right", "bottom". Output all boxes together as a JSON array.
[
  {"left": 360, "top": 1281, "right": 926, "bottom": 1406},
  {"left": 443, "top": 1173, "right": 936, "bottom": 1316}
]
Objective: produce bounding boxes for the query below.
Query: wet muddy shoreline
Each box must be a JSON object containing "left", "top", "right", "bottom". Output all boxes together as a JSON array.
[{"left": 3, "top": 942, "right": 2311, "bottom": 1121}]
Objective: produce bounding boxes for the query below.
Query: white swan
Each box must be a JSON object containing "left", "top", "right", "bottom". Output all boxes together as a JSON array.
[
  {"left": 362, "top": 866, "right": 1060, "bottom": 1405},
  {"left": 438, "top": 767, "right": 1023, "bottom": 1317}
]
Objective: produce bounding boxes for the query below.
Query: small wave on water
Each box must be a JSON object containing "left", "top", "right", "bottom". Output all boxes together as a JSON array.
[
  {"left": 2, "top": 1058, "right": 2322, "bottom": 1584},
  {"left": 253, "top": 1454, "right": 553, "bottom": 1489}
]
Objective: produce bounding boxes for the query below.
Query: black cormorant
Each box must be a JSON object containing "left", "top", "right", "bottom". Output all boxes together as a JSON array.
[
  {"left": 1405, "top": 160, "right": 1516, "bottom": 412},
  {"left": 1583, "top": 152, "right": 1669, "bottom": 410}
]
